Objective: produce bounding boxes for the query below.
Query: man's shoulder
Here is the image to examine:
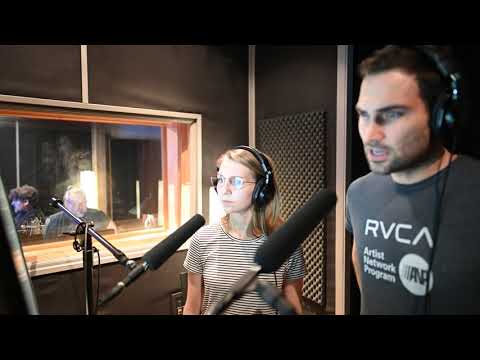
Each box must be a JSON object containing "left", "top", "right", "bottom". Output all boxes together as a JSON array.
[
  {"left": 86, "top": 208, "right": 108, "bottom": 218},
  {"left": 456, "top": 155, "right": 480, "bottom": 171},
  {"left": 86, "top": 208, "right": 104, "bottom": 214},
  {"left": 47, "top": 211, "right": 64, "bottom": 221},
  {"left": 347, "top": 172, "right": 389, "bottom": 195}
]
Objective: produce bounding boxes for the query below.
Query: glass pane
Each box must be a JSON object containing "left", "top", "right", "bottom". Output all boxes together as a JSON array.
[
  {"left": 19, "top": 119, "right": 92, "bottom": 218},
  {"left": 0, "top": 115, "right": 194, "bottom": 246},
  {"left": 0, "top": 118, "right": 17, "bottom": 193}
]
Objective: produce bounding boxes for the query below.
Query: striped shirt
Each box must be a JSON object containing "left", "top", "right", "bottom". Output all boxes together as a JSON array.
[{"left": 183, "top": 223, "right": 305, "bottom": 315}]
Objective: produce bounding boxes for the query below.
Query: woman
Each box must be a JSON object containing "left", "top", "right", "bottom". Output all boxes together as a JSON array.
[{"left": 183, "top": 146, "right": 305, "bottom": 315}]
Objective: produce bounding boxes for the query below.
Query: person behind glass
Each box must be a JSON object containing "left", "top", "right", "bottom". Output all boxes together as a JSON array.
[
  {"left": 347, "top": 45, "right": 480, "bottom": 314},
  {"left": 44, "top": 186, "right": 117, "bottom": 240},
  {"left": 8, "top": 184, "right": 45, "bottom": 231},
  {"left": 183, "top": 146, "right": 305, "bottom": 315}
]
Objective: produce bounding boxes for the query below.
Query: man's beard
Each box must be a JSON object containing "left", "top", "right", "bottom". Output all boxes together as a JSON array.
[{"left": 366, "top": 137, "right": 444, "bottom": 175}]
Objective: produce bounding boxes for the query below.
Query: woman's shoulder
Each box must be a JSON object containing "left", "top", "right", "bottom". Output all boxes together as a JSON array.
[
  {"left": 194, "top": 223, "right": 224, "bottom": 239},
  {"left": 266, "top": 218, "right": 284, "bottom": 235}
]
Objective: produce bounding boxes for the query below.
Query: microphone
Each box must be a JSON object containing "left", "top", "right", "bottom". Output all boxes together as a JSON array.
[
  {"left": 254, "top": 279, "right": 297, "bottom": 315},
  {"left": 98, "top": 214, "right": 205, "bottom": 307},
  {"left": 204, "top": 190, "right": 337, "bottom": 315}
]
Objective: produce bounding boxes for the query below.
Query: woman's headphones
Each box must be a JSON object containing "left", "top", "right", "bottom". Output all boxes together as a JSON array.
[
  {"left": 234, "top": 146, "right": 275, "bottom": 209},
  {"left": 214, "top": 146, "right": 275, "bottom": 209}
]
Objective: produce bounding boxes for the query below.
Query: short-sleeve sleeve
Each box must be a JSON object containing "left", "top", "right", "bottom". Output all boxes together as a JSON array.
[
  {"left": 183, "top": 232, "right": 203, "bottom": 274},
  {"left": 285, "top": 245, "right": 305, "bottom": 282},
  {"left": 345, "top": 186, "right": 353, "bottom": 234}
]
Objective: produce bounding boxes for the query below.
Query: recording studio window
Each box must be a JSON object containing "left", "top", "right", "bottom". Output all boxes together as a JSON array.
[{"left": 0, "top": 111, "right": 198, "bottom": 252}]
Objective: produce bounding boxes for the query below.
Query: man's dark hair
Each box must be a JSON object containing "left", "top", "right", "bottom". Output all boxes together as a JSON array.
[
  {"left": 359, "top": 45, "right": 454, "bottom": 115},
  {"left": 8, "top": 185, "right": 39, "bottom": 207}
]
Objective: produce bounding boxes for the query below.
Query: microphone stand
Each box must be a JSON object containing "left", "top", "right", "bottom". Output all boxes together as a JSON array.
[
  {"left": 254, "top": 279, "right": 297, "bottom": 315},
  {"left": 50, "top": 197, "right": 137, "bottom": 315},
  {"left": 83, "top": 222, "right": 94, "bottom": 315}
]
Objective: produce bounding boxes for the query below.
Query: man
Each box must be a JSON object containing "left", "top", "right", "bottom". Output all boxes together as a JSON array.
[
  {"left": 346, "top": 45, "right": 480, "bottom": 314},
  {"left": 9, "top": 185, "right": 45, "bottom": 231},
  {"left": 44, "top": 186, "right": 116, "bottom": 240}
]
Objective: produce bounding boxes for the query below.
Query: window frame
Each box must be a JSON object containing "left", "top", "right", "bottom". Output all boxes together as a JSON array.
[{"left": 0, "top": 94, "right": 203, "bottom": 277}]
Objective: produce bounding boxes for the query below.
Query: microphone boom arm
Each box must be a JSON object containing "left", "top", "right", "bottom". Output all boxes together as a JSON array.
[
  {"left": 50, "top": 197, "right": 136, "bottom": 270},
  {"left": 96, "top": 214, "right": 206, "bottom": 308}
]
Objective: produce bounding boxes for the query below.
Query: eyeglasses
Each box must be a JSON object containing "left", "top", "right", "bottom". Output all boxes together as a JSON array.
[{"left": 211, "top": 175, "right": 256, "bottom": 190}]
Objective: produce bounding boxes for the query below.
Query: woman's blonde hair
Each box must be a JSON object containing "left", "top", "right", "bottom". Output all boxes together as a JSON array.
[{"left": 219, "top": 148, "right": 283, "bottom": 236}]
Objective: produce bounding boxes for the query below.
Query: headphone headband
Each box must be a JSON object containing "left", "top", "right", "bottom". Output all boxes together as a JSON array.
[
  {"left": 412, "top": 45, "right": 461, "bottom": 96},
  {"left": 233, "top": 146, "right": 273, "bottom": 183},
  {"left": 399, "top": 45, "right": 463, "bottom": 134},
  {"left": 232, "top": 145, "right": 274, "bottom": 208}
]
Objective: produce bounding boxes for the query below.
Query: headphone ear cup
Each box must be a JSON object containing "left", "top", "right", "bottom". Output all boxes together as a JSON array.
[
  {"left": 444, "top": 96, "right": 458, "bottom": 129},
  {"left": 431, "top": 91, "right": 451, "bottom": 135},
  {"left": 212, "top": 176, "right": 219, "bottom": 194},
  {"left": 252, "top": 178, "right": 266, "bottom": 208}
]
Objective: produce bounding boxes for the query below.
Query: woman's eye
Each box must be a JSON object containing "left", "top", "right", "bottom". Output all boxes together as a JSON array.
[{"left": 232, "top": 177, "right": 243, "bottom": 187}]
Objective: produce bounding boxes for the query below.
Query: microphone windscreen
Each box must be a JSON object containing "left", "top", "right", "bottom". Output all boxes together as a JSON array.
[
  {"left": 254, "top": 190, "right": 337, "bottom": 273},
  {"left": 143, "top": 214, "right": 205, "bottom": 270}
]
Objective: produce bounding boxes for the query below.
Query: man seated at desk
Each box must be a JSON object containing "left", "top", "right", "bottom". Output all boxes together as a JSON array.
[
  {"left": 44, "top": 186, "right": 117, "bottom": 241},
  {"left": 9, "top": 184, "right": 45, "bottom": 233}
]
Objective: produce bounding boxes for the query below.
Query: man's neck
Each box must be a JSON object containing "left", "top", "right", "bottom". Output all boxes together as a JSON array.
[{"left": 391, "top": 148, "right": 458, "bottom": 185}]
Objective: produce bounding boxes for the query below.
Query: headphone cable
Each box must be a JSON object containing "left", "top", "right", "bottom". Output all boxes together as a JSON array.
[{"left": 424, "top": 146, "right": 455, "bottom": 314}]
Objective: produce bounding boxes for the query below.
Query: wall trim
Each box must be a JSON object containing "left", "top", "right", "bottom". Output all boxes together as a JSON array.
[
  {"left": 81, "top": 45, "right": 89, "bottom": 103},
  {"left": 248, "top": 45, "right": 256, "bottom": 147},
  {"left": 15, "top": 120, "right": 20, "bottom": 187},
  {"left": 335, "top": 45, "right": 351, "bottom": 315},
  {"left": 0, "top": 94, "right": 201, "bottom": 121}
]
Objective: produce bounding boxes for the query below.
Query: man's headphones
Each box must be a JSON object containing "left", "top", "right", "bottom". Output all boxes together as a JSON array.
[
  {"left": 403, "top": 46, "right": 462, "bottom": 313},
  {"left": 215, "top": 146, "right": 274, "bottom": 209},
  {"left": 409, "top": 45, "right": 462, "bottom": 135}
]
